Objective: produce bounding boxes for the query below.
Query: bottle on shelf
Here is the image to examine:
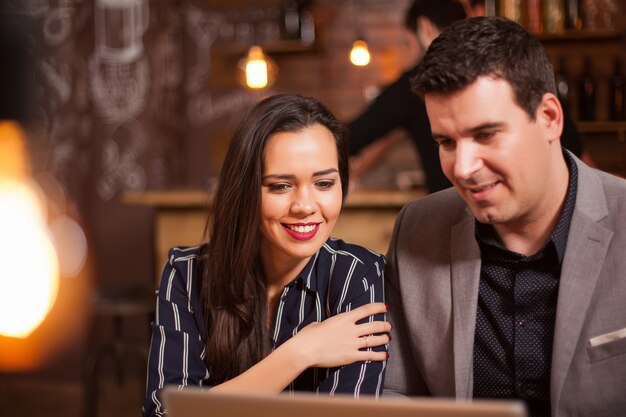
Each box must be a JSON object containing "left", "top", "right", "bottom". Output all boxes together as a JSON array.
[
  {"left": 564, "top": 0, "right": 582, "bottom": 30},
  {"left": 554, "top": 56, "right": 571, "bottom": 106},
  {"left": 299, "top": 9, "right": 315, "bottom": 45},
  {"left": 577, "top": 57, "right": 596, "bottom": 121},
  {"left": 499, "top": 0, "right": 524, "bottom": 24},
  {"left": 543, "top": 0, "right": 564, "bottom": 33},
  {"left": 527, "top": 0, "right": 543, "bottom": 33},
  {"left": 484, "top": 0, "right": 497, "bottom": 16},
  {"left": 609, "top": 57, "right": 626, "bottom": 121},
  {"left": 281, "top": 0, "right": 300, "bottom": 40}
]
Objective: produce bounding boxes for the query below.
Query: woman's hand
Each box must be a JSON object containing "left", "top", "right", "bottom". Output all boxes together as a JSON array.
[{"left": 289, "top": 302, "right": 391, "bottom": 369}]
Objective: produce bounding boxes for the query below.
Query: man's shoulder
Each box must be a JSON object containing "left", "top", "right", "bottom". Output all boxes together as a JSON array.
[{"left": 403, "top": 187, "right": 468, "bottom": 221}]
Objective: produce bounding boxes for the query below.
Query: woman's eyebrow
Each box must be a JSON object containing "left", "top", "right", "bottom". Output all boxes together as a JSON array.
[{"left": 262, "top": 168, "right": 339, "bottom": 181}]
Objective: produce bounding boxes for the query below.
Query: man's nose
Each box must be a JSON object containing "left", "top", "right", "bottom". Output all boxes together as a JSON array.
[{"left": 453, "top": 141, "right": 483, "bottom": 181}]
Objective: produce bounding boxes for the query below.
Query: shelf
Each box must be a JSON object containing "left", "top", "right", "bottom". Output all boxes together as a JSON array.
[
  {"left": 534, "top": 29, "right": 625, "bottom": 43},
  {"left": 213, "top": 39, "right": 316, "bottom": 56},
  {"left": 576, "top": 121, "right": 626, "bottom": 142}
]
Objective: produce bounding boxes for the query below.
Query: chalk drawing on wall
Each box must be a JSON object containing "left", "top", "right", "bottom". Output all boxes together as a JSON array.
[
  {"left": 88, "top": 0, "right": 150, "bottom": 125},
  {"left": 182, "top": 2, "right": 223, "bottom": 94},
  {"left": 97, "top": 120, "right": 147, "bottom": 201},
  {"left": 182, "top": 2, "right": 258, "bottom": 128}
]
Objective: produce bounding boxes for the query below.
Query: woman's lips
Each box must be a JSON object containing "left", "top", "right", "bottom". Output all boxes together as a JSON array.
[{"left": 282, "top": 223, "right": 320, "bottom": 241}]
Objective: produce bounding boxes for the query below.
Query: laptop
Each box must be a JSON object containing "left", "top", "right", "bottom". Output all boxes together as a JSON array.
[{"left": 162, "top": 386, "right": 527, "bottom": 417}]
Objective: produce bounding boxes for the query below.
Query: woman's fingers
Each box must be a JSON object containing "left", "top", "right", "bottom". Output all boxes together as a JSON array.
[
  {"left": 358, "top": 334, "right": 390, "bottom": 350},
  {"left": 345, "top": 302, "right": 387, "bottom": 321},
  {"left": 357, "top": 350, "right": 389, "bottom": 362},
  {"left": 356, "top": 320, "right": 392, "bottom": 336}
]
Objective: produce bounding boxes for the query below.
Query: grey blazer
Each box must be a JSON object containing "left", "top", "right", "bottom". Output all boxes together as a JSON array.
[{"left": 384, "top": 154, "right": 626, "bottom": 416}]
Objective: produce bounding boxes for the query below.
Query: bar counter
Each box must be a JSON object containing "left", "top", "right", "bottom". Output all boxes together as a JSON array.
[{"left": 123, "top": 188, "right": 426, "bottom": 282}]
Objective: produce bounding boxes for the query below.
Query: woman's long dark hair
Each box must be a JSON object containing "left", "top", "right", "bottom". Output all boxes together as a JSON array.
[{"left": 199, "top": 94, "right": 349, "bottom": 384}]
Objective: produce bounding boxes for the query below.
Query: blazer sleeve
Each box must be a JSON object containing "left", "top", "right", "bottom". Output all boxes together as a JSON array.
[
  {"left": 317, "top": 254, "right": 388, "bottom": 397},
  {"left": 383, "top": 203, "right": 431, "bottom": 397},
  {"left": 143, "top": 250, "right": 210, "bottom": 417}
]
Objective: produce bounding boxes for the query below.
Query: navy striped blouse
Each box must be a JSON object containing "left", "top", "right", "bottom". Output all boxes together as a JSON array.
[{"left": 143, "top": 238, "right": 387, "bottom": 417}]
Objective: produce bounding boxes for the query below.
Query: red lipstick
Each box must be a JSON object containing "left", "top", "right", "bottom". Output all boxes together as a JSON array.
[{"left": 282, "top": 223, "right": 320, "bottom": 241}]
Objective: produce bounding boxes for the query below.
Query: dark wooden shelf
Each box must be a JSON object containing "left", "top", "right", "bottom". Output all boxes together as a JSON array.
[
  {"left": 534, "top": 29, "right": 625, "bottom": 43},
  {"left": 213, "top": 39, "right": 316, "bottom": 56},
  {"left": 576, "top": 121, "right": 626, "bottom": 141}
]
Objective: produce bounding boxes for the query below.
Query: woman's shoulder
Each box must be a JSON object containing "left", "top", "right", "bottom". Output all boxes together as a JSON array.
[
  {"left": 163, "top": 245, "right": 207, "bottom": 278},
  {"left": 167, "top": 245, "right": 204, "bottom": 263},
  {"left": 321, "top": 238, "right": 385, "bottom": 267}
]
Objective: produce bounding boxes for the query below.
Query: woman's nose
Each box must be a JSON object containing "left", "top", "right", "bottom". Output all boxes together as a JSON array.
[{"left": 290, "top": 190, "right": 316, "bottom": 215}]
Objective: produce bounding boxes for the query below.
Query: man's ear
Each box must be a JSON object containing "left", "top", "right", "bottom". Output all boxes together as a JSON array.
[
  {"left": 416, "top": 17, "right": 440, "bottom": 50},
  {"left": 537, "top": 93, "right": 564, "bottom": 144}
]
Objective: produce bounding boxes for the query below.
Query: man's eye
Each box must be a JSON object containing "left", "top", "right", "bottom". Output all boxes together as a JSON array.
[
  {"left": 475, "top": 131, "right": 496, "bottom": 141},
  {"left": 436, "top": 139, "right": 454, "bottom": 148}
]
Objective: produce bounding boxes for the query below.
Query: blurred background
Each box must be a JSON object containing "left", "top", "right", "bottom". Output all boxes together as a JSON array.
[{"left": 1, "top": 1, "right": 625, "bottom": 416}]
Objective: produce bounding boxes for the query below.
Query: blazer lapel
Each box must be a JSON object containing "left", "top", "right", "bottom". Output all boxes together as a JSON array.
[
  {"left": 450, "top": 211, "right": 482, "bottom": 399},
  {"left": 551, "top": 159, "right": 613, "bottom": 413}
]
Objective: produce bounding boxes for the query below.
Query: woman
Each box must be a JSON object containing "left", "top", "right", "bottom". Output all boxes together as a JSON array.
[{"left": 144, "top": 94, "right": 390, "bottom": 417}]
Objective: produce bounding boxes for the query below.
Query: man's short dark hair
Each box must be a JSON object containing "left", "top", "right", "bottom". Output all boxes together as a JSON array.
[
  {"left": 412, "top": 16, "right": 556, "bottom": 120},
  {"left": 404, "top": 0, "right": 467, "bottom": 33}
]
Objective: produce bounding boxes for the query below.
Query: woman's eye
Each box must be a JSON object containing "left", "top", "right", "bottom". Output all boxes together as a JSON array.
[
  {"left": 267, "top": 183, "right": 292, "bottom": 192},
  {"left": 315, "top": 180, "right": 336, "bottom": 190}
]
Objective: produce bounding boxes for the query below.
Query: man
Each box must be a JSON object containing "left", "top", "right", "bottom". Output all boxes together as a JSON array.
[
  {"left": 348, "top": 1, "right": 588, "bottom": 193},
  {"left": 384, "top": 16, "right": 626, "bottom": 417}
]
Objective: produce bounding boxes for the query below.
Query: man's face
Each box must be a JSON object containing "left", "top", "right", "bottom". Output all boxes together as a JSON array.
[{"left": 425, "top": 76, "right": 562, "bottom": 232}]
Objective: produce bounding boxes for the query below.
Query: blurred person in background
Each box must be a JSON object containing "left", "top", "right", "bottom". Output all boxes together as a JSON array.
[{"left": 348, "top": 0, "right": 591, "bottom": 194}]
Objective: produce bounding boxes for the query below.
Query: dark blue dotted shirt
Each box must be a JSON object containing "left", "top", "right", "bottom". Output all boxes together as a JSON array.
[
  {"left": 472, "top": 152, "right": 578, "bottom": 417},
  {"left": 143, "top": 238, "right": 387, "bottom": 417}
]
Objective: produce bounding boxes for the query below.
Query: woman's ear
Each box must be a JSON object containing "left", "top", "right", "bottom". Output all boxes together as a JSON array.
[{"left": 537, "top": 93, "right": 564, "bottom": 144}]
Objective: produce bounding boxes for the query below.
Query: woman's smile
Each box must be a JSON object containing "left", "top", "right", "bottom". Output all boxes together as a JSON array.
[{"left": 282, "top": 222, "right": 321, "bottom": 240}]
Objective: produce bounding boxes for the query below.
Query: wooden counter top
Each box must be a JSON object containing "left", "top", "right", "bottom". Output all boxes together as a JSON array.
[
  {"left": 124, "top": 187, "right": 427, "bottom": 277},
  {"left": 122, "top": 187, "right": 426, "bottom": 209}
]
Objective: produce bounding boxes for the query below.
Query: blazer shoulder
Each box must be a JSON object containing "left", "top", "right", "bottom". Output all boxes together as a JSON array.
[{"left": 401, "top": 188, "right": 468, "bottom": 224}]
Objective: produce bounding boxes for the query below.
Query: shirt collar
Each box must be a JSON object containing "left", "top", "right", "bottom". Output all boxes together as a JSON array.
[
  {"left": 475, "top": 149, "right": 578, "bottom": 263},
  {"left": 284, "top": 248, "right": 321, "bottom": 293}
]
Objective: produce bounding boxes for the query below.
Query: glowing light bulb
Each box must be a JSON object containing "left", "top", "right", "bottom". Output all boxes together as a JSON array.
[
  {"left": 350, "top": 39, "right": 371, "bottom": 67},
  {"left": 244, "top": 45, "right": 270, "bottom": 89},
  {"left": 0, "top": 122, "right": 59, "bottom": 339},
  {"left": 0, "top": 181, "right": 60, "bottom": 338}
]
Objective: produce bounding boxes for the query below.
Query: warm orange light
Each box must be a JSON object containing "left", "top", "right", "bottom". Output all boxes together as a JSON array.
[
  {"left": 0, "top": 121, "right": 60, "bottom": 339},
  {"left": 350, "top": 39, "right": 371, "bottom": 67},
  {"left": 0, "top": 181, "right": 60, "bottom": 338},
  {"left": 240, "top": 45, "right": 277, "bottom": 89}
]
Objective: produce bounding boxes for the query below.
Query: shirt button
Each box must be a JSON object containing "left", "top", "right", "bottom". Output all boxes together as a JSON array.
[
  {"left": 281, "top": 295, "right": 288, "bottom": 302},
  {"left": 518, "top": 319, "right": 527, "bottom": 327}
]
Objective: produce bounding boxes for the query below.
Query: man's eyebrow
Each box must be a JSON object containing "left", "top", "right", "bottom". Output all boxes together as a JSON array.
[
  {"left": 431, "top": 132, "right": 452, "bottom": 141},
  {"left": 431, "top": 122, "right": 506, "bottom": 141},
  {"left": 466, "top": 122, "right": 506, "bottom": 135}
]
